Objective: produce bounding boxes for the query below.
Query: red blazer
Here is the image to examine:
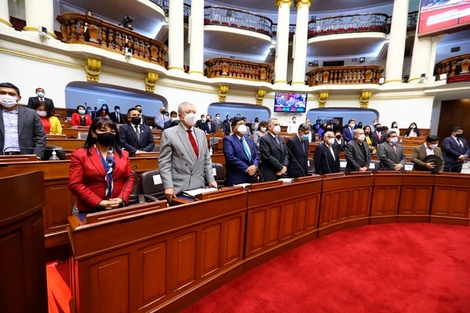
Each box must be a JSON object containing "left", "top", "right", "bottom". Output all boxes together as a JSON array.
[
  {"left": 69, "top": 147, "right": 134, "bottom": 212},
  {"left": 71, "top": 113, "right": 92, "bottom": 126}
]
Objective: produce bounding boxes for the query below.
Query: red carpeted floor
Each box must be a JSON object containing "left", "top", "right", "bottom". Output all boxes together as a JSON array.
[{"left": 181, "top": 223, "right": 470, "bottom": 313}]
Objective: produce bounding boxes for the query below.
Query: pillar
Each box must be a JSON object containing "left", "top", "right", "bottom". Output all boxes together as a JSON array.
[
  {"left": 168, "top": 0, "right": 185, "bottom": 73},
  {"left": 23, "top": 0, "right": 54, "bottom": 36},
  {"left": 0, "top": 0, "right": 12, "bottom": 28},
  {"left": 291, "top": 0, "right": 311, "bottom": 85},
  {"left": 409, "top": 34, "right": 446, "bottom": 82},
  {"left": 189, "top": 0, "right": 204, "bottom": 76},
  {"left": 384, "top": 0, "right": 409, "bottom": 83},
  {"left": 274, "top": 0, "right": 292, "bottom": 85}
]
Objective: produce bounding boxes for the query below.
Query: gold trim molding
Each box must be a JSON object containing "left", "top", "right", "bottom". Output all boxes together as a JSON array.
[
  {"left": 255, "top": 89, "right": 266, "bottom": 105},
  {"left": 294, "top": 0, "right": 311, "bottom": 9},
  {"left": 218, "top": 85, "right": 229, "bottom": 102},
  {"left": 359, "top": 91, "right": 372, "bottom": 108},
  {"left": 145, "top": 72, "right": 159, "bottom": 92},
  {"left": 23, "top": 26, "right": 57, "bottom": 38},
  {"left": 275, "top": 0, "right": 292, "bottom": 8},
  {"left": 318, "top": 92, "right": 329, "bottom": 108},
  {"left": 0, "top": 17, "right": 13, "bottom": 28},
  {"left": 85, "top": 57, "right": 101, "bottom": 82}
]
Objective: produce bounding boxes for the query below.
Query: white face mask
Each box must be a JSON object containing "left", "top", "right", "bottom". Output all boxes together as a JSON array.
[
  {"left": 260, "top": 127, "right": 267, "bottom": 132},
  {"left": 327, "top": 138, "right": 335, "bottom": 145},
  {"left": 358, "top": 134, "right": 366, "bottom": 141},
  {"left": 237, "top": 124, "right": 247, "bottom": 135},
  {"left": 184, "top": 112, "right": 197, "bottom": 126},
  {"left": 171, "top": 117, "right": 178, "bottom": 122},
  {"left": 0, "top": 94, "right": 18, "bottom": 108},
  {"left": 273, "top": 125, "right": 281, "bottom": 135},
  {"left": 37, "top": 110, "right": 47, "bottom": 117},
  {"left": 428, "top": 144, "right": 437, "bottom": 149}
]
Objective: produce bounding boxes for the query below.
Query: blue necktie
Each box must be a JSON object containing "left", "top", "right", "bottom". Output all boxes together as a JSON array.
[{"left": 241, "top": 137, "right": 251, "bottom": 160}]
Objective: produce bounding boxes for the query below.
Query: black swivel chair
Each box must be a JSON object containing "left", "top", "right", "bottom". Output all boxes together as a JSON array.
[{"left": 139, "top": 170, "right": 166, "bottom": 200}]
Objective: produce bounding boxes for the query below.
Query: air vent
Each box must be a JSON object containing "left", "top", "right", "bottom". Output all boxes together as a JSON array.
[{"left": 450, "top": 47, "right": 460, "bottom": 53}]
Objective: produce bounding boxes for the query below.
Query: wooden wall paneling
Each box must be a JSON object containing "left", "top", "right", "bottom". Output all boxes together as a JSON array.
[
  {"left": 431, "top": 174, "right": 470, "bottom": 226},
  {"left": 199, "top": 224, "right": 222, "bottom": 278},
  {"left": 170, "top": 231, "right": 197, "bottom": 291},
  {"left": 370, "top": 172, "right": 402, "bottom": 223},
  {"left": 220, "top": 215, "right": 244, "bottom": 267},
  {"left": 398, "top": 172, "right": 434, "bottom": 222}
]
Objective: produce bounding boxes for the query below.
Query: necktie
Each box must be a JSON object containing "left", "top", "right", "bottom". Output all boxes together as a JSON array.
[
  {"left": 187, "top": 130, "right": 199, "bottom": 158},
  {"left": 329, "top": 145, "right": 335, "bottom": 161},
  {"left": 457, "top": 138, "right": 463, "bottom": 148},
  {"left": 134, "top": 125, "right": 140, "bottom": 141},
  {"left": 377, "top": 132, "right": 381, "bottom": 140},
  {"left": 241, "top": 137, "right": 251, "bottom": 160},
  {"left": 392, "top": 144, "right": 397, "bottom": 153},
  {"left": 208, "top": 122, "right": 211, "bottom": 132}
]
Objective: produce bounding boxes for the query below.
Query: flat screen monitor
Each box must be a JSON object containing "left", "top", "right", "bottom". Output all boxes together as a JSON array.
[
  {"left": 274, "top": 92, "right": 307, "bottom": 113},
  {"left": 418, "top": 0, "right": 470, "bottom": 37}
]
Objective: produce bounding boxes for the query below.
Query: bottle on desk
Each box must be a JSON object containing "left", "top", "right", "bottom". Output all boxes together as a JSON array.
[{"left": 49, "top": 149, "right": 60, "bottom": 161}]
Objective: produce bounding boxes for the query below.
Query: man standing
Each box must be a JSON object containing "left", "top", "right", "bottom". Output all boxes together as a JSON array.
[
  {"left": 119, "top": 108, "right": 155, "bottom": 156},
  {"left": 134, "top": 105, "right": 148, "bottom": 125},
  {"left": 223, "top": 117, "right": 259, "bottom": 186},
  {"left": 376, "top": 131, "right": 406, "bottom": 171},
  {"left": 109, "top": 105, "right": 124, "bottom": 124},
  {"left": 158, "top": 102, "right": 217, "bottom": 202},
  {"left": 0, "top": 82, "right": 46, "bottom": 159},
  {"left": 344, "top": 128, "right": 371, "bottom": 172},
  {"left": 214, "top": 113, "right": 223, "bottom": 131},
  {"left": 27, "top": 87, "right": 55, "bottom": 115},
  {"left": 286, "top": 123, "right": 310, "bottom": 178},
  {"left": 259, "top": 118, "right": 289, "bottom": 181},
  {"left": 411, "top": 135, "right": 444, "bottom": 172},
  {"left": 164, "top": 111, "right": 179, "bottom": 129},
  {"left": 222, "top": 114, "right": 231, "bottom": 136},
  {"left": 200, "top": 114, "right": 216, "bottom": 134},
  {"left": 370, "top": 123, "right": 385, "bottom": 147},
  {"left": 154, "top": 106, "right": 169, "bottom": 130},
  {"left": 314, "top": 131, "right": 341, "bottom": 174},
  {"left": 342, "top": 119, "right": 355, "bottom": 142},
  {"left": 442, "top": 127, "right": 470, "bottom": 173}
]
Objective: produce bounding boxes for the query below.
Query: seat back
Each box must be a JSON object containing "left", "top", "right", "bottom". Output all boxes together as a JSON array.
[
  {"left": 211, "top": 162, "right": 225, "bottom": 186},
  {"left": 139, "top": 170, "right": 165, "bottom": 199}
]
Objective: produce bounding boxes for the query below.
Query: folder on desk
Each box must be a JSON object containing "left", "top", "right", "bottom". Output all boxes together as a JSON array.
[{"left": 183, "top": 187, "right": 218, "bottom": 198}]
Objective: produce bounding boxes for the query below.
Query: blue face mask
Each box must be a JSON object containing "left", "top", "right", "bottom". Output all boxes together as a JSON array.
[
  {"left": 37, "top": 92, "right": 45, "bottom": 98},
  {"left": 301, "top": 134, "right": 309, "bottom": 141}
]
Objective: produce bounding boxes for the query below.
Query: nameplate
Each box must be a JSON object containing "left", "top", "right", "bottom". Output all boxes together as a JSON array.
[
  {"left": 153, "top": 174, "right": 162, "bottom": 185},
  {"left": 448, "top": 74, "right": 470, "bottom": 84}
]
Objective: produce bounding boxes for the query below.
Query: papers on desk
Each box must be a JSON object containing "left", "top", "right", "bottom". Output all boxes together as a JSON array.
[
  {"left": 234, "top": 183, "right": 252, "bottom": 189},
  {"left": 278, "top": 178, "right": 293, "bottom": 184},
  {"left": 183, "top": 187, "right": 218, "bottom": 198}
]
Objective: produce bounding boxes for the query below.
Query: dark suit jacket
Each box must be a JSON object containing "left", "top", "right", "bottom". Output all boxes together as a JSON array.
[
  {"left": 27, "top": 96, "right": 55, "bottom": 115},
  {"left": 411, "top": 144, "right": 444, "bottom": 172},
  {"left": 376, "top": 142, "right": 406, "bottom": 171},
  {"left": 119, "top": 124, "right": 155, "bottom": 155},
  {"left": 222, "top": 120, "right": 231, "bottom": 136},
  {"left": 200, "top": 121, "right": 217, "bottom": 134},
  {"left": 259, "top": 133, "right": 289, "bottom": 181},
  {"left": 109, "top": 112, "right": 125, "bottom": 124},
  {"left": 286, "top": 135, "right": 309, "bottom": 178},
  {"left": 68, "top": 147, "right": 134, "bottom": 212},
  {"left": 314, "top": 142, "right": 341, "bottom": 174},
  {"left": 223, "top": 134, "right": 260, "bottom": 186},
  {"left": 342, "top": 127, "right": 354, "bottom": 142},
  {"left": 164, "top": 119, "right": 180, "bottom": 129},
  {"left": 0, "top": 106, "right": 46, "bottom": 158},
  {"left": 370, "top": 131, "right": 385, "bottom": 146},
  {"left": 442, "top": 136, "right": 470, "bottom": 171},
  {"left": 344, "top": 139, "right": 371, "bottom": 172}
]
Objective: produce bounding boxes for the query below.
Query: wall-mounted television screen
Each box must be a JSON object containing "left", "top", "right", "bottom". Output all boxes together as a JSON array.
[
  {"left": 418, "top": 0, "right": 470, "bottom": 37},
  {"left": 274, "top": 92, "right": 307, "bottom": 113}
]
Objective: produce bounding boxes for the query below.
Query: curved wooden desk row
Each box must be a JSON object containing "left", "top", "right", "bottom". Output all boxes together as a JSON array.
[{"left": 67, "top": 172, "right": 469, "bottom": 313}]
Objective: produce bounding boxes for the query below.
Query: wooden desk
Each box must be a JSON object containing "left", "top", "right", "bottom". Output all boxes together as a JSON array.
[{"left": 46, "top": 138, "right": 85, "bottom": 151}]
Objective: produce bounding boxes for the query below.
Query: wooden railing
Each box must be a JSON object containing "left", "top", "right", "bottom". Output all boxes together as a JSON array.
[
  {"left": 435, "top": 53, "right": 470, "bottom": 81},
  {"left": 306, "top": 65, "right": 384, "bottom": 86},
  {"left": 56, "top": 13, "right": 168, "bottom": 67},
  {"left": 205, "top": 58, "right": 273, "bottom": 83}
]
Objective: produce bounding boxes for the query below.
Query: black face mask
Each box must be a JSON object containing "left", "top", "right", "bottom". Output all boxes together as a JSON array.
[
  {"left": 376, "top": 127, "right": 382, "bottom": 131},
  {"left": 136, "top": 109, "right": 142, "bottom": 113},
  {"left": 96, "top": 132, "right": 116, "bottom": 146},
  {"left": 456, "top": 133, "right": 464, "bottom": 138},
  {"left": 335, "top": 134, "right": 341, "bottom": 139},
  {"left": 131, "top": 117, "right": 141, "bottom": 125}
]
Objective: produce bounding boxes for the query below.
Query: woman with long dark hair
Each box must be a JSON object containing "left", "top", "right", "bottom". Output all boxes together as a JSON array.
[
  {"left": 71, "top": 104, "right": 92, "bottom": 126},
  {"left": 405, "top": 122, "right": 420, "bottom": 138},
  {"left": 68, "top": 118, "right": 134, "bottom": 213}
]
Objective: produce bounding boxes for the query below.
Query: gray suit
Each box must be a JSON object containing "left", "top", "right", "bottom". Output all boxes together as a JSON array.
[
  {"left": 344, "top": 139, "right": 371, "bottom": 172},
  {"left": 377, "top": 142, "right": 406, "bottom": 171},
  {"left": 158, "top": 123, "right": 215, "bottom": 195},
  {"left": 411, "top": 144, "right": 444, "bottom": 172},
  {"left": 0, "top": 106, "right": 46, "bottom": 158}
]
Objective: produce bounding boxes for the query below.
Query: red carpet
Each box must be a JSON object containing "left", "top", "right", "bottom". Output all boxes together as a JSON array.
[{"left": 181, "top": 223, "right": 470, "bottom": 313}]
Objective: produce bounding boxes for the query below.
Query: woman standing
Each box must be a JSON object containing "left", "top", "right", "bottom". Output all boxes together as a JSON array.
[
  {"left": 35, "top": 101, "right": 62, "bottom": 134},
  {"left": 68, "top": 118, "right": 134, "bottom": 213},
  {"left": 71, "top": 104, "right": 92, "bottom": 126}
]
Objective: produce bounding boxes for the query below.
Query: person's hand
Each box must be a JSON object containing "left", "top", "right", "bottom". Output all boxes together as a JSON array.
[
  {"left": 426, "top": 162, "right": 435, "bottom": 169},
  {"left": 246, "top": 165, "right": 257, "bottom": 176},
  {"left": 359, "top": 167, "right": 368, "bottom": 172},
  {"left": 458, "top": 155, "right": 466, "bottom": 162},
  {"left": 165, "top": 187, "right": 175, "bottom": 202},
  {"left": 135, "top": 150, "right": 144, "bottom": 154},
  {"left": 394, "top": 164, "right": 403, "bottom": 171},
  {"left": 98, "top": 199, "right": 120, "bottom": 209},
  {"left": 276, "top": 166, "right": 287, "bottom": 176},
  {"left": 108, "top": 198, "right": 123, "bottom": 206},
  {"left": 209, "top": 181, "right": 218, "bottom": 189}
]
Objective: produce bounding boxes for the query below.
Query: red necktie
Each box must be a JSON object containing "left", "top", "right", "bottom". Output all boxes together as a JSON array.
[{"left": 187, "top": 130, "right": 198, "bottom": 158}]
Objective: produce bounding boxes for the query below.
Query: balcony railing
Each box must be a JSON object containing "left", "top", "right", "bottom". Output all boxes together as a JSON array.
[
  {"left": 56, "top": 13, "right": 167, "bottom": 67},
  {"left": 435, "top": 53, "right": 470, "bottom": 81},
  {"left": 306, "top": 65, "right": 384, "bottom": 86},
  {"left": 204, "top": 6, "right": 273, "bottom": 37},
  {"left": 308, "top": 13, "right": 389, "bottom": 38},
  {"left": 205, "top": 58, "right": 273, "bottom": 83}
]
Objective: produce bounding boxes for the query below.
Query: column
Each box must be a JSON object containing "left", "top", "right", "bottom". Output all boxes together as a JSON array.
[
  {"left": 291, "top": 0, "right": 311, "bottom": 85},
  {"left": 409, "top": 34, "right": 445, "bottom": 82},
  {"left": 0, "top": 0, "right": 12, "bottom": 28},
  {"left": 384, "top": 0, "right": 409, "bottom": 84},
  {"left": 274, "top": 0, "right": 292, "bottom": 85},
  {"left": 23, "top": 0, "right": 54, "bottom": 35},
  {"left": 168, "top": 0, "right": 185, "bottom": 73},
  {"left": 189, "top": 0, "right": 204, "bottom": 76}
]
